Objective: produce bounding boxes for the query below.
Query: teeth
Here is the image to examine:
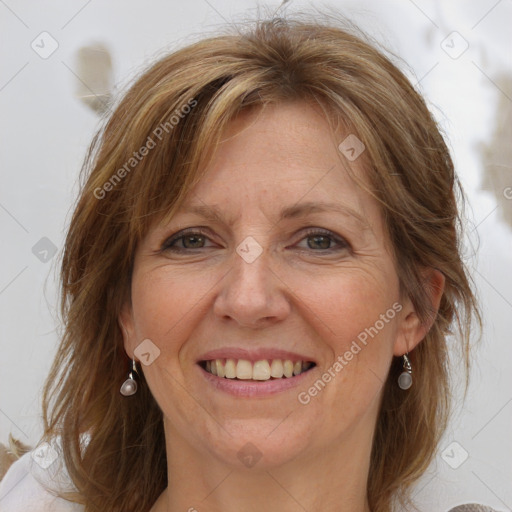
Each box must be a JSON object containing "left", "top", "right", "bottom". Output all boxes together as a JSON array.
[
  {"left": 203, "top": 359, "right": 314, "bottom": 380},
  {"left": 236, "top": 359, "right": 253, "bottom": 379},
  {"left": 270, "top": 359, "right": 284, "bottom": 378},
  {"left": 225, "top": 358, "right": 236, "bottom": 379},
  {"left": 283, "top": 360, "right": 294, "bottom": 378},
  {"left": 253, "top": 360, "right": 271, "bottom": 380},
  {"left": 216, "top": 359, "right": 225, "bottom": 378}
]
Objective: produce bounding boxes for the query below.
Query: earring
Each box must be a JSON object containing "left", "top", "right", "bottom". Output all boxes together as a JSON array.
[
  {"left": 398, "top": 353, "right": 412, "bottom": 390},
  {"left": 120, "top": 359, "right": 139, "bottom": 396}
]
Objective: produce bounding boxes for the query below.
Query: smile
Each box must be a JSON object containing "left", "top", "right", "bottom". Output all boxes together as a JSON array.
[{"left": 200, "top": 358, "right": 316, "bottom": 381}]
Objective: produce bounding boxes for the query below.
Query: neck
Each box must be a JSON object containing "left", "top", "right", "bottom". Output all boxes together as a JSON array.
[{"left": 153, "top": 418, "right": 374, "bottom": 512}]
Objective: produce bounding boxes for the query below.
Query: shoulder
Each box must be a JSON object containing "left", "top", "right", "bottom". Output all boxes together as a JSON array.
[{"left": 0, "top": 445, "right": 84, "bottom": 512}]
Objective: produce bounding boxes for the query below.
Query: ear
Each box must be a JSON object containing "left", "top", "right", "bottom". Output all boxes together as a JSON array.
[
  {"left": 118, "top": 301, "right": 137, "bottom": 359},
  {"left": 393, "top": 268, "right": 445, "bottom": 356}
]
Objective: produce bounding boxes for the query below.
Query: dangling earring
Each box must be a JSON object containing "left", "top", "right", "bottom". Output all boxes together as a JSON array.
[
  {"left": 120, "top": 359, "right": 139, "bottom": 396},
  {"left": 398, "top": 353, "right": 412, "bottom": 390}
]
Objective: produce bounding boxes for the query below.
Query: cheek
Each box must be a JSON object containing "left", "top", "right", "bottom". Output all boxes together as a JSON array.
[
  {"left": 129, "top": 269, "right": 215, "bottom": 354},
  {"left": 293, "top": 267, "right": 399, "bottom": 404},
  {"left": 293, "top": 266, "right": 399, "bottom": 351}
]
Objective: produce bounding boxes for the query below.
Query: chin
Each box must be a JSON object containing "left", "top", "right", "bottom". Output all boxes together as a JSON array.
[{"left": 200, "top": 417, "right": 317, "bottom": 470}]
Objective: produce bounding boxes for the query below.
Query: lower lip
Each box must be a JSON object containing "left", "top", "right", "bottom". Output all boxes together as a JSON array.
[{"left": 197, "top": 364, "right": 316, "bottom": 397}]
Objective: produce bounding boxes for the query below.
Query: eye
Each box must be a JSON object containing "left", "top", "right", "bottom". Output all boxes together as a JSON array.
[
  {"left": 160, "top": 227, "right": 350, "bottom": 253},
  {"left": 161, "top": 228, "right": 214, "bottom": 252},
  {"left": 294, "top": 227, "right": 350, "bottom": 252}
]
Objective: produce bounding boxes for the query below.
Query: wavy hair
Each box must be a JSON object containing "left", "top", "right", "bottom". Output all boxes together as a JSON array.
[{"left": 38, "top": 11, "right": 480, "bottom": 512}]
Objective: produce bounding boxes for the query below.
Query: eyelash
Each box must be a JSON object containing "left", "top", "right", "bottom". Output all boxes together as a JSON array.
[{"left": 160, "top": 227, "right": 350, "bottom": 254}]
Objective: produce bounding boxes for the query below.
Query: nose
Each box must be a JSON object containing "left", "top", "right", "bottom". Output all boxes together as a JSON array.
[{"left": 212, "top": 240, "right": 291, "bottom": 328}]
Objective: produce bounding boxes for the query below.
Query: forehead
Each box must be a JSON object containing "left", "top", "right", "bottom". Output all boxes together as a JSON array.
[{"left": 175, "top": 101, "right": 377, "bottom": 224}]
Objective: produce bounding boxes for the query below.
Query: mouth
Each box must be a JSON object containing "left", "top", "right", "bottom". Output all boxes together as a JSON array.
[{"left": 198, "top": 358, "right": 317, "bottom": 381}]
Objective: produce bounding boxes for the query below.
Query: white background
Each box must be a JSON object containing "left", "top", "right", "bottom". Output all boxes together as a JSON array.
[{"left": 0, "top": 1, "right": 511, "bottom": 511}]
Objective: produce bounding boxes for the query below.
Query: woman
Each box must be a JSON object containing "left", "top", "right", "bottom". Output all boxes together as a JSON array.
[{"left": 0, "top": 12, "right": 490, "bottom": 512}]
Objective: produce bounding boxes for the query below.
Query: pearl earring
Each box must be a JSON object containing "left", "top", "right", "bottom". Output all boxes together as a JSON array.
[
  {"left": 120, "top": 359, "right": 139, "bottom": 396},
  {"left": 398, "top": 353, "right": 412, "bottom": 390}
]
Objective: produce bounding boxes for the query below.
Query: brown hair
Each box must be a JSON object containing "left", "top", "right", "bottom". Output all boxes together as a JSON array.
[{"left": 39, "top": 11, "right": 480, "bottom": 512}]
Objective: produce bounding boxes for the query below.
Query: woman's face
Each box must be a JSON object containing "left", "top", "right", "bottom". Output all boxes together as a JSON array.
[{"left": 120, "top": 100, "right": 419, "bottom": 469}]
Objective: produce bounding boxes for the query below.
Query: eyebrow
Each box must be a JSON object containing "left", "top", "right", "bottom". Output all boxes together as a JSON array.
[{"left": 180, "top": 201, "right": 371, "bottom": 230}]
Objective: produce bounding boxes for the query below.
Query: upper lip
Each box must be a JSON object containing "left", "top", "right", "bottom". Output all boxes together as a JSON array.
[{"left": 197, "top": 348, "right": 317, "bottom": 364}]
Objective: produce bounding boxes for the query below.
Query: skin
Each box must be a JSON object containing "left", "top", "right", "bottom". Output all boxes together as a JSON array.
[{"left": 119, "top": 100, "right": 444, "bottom": 512}]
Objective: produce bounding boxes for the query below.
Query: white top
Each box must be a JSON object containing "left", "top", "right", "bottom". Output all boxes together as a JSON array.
[{"left": 0, "top": 447, "right": 83, "bottom": 512}]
